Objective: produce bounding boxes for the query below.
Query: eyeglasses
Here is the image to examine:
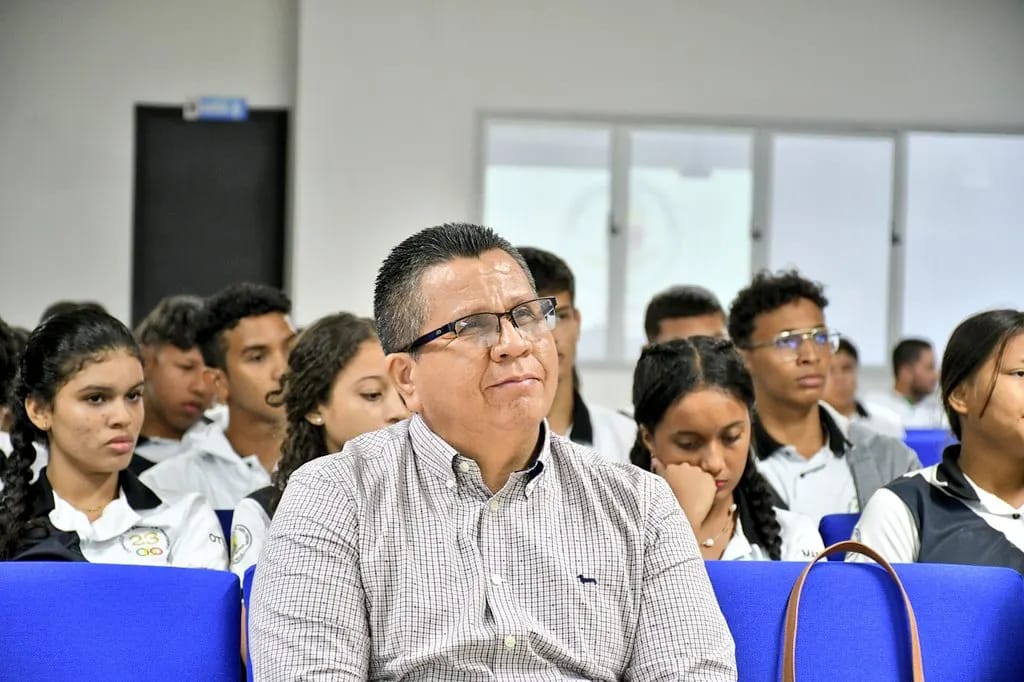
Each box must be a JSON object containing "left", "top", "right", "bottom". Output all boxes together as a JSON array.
[
  {"left": 404, "top": 297, "right": 557, "bottom": 353},
  {"left": 743, "top": 326, "right": 841, "bottom": 355}
]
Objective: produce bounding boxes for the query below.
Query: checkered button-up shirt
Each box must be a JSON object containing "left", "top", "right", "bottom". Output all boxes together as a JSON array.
[{"left": 250, "top": 414, "right": 736, "bottom": 680}]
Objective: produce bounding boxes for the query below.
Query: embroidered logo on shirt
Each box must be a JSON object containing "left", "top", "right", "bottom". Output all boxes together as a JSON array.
[
  {"left": 120, "top": 527, "right": 170, "bottom": 559},
  {"left": 577, "top": 574, "right": 598, "bottom": 585},
  {"left": 231, "top": 525, "right": 253, "bottom": 565}
]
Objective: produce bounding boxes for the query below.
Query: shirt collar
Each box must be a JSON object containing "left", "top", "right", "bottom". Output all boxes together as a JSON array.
[
  {"left": 187, "top": 421, "right": 248, "bottom": 463},
  {"left": 752, "top": 403, "right": 849, "bottom": 461},
  {"left": 935, "top": 444, "right": 979, "bottom": 502},
  {"left": 568, "top": 391, "right": 594, "bottom": 446},
  {"left": 409, "top": 413, "right": 550, "bottom": 487},
  {"left": 30, "top": 466, "right": 163, "bottom": 516}
]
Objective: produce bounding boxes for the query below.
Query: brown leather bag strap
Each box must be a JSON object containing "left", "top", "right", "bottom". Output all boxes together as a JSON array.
[{"left": 782, "top": 540, "right": 925, "bottom": 682}]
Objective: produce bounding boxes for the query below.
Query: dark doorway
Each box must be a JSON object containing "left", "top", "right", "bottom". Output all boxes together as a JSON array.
[{"left": 132, "top": 105, "right": 287, "bottom": 325}]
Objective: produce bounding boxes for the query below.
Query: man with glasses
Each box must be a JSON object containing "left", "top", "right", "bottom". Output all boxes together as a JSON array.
[
  {"left": 728, "top": 270, "right": 919, "bottom": 522},
  {"left": 250, "top": 223, "right": 737, "bottom": 680}
]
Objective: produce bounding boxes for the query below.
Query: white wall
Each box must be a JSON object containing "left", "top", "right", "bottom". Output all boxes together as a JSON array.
[
  {"left": 291, "top": 0, "right": 1024, "bottom": 408},
  {"left": 0, "top": 0, "right": 297, "bottom": 328}
]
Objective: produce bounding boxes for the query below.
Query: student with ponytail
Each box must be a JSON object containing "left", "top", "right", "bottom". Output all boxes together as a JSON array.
[
  {"left": 631, "top": 337, "right": 823, "bottom": 561},
  {"left": 852, "top": 309, "right": 1024, "bottom": 571},
  {"left": 229, "top": 313, "right": 408, "bottom": 579},
  {"left": 0, "top": 309, "right": 226, "bottom": 566}
]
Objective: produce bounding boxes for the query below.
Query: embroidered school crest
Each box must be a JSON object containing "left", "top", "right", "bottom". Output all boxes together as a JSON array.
[
  {"left": 231, "top": 525, "right": 253, "bottom": 565},
  {"left": 120, "top": 527, "right": 171, "bottom": 559}
]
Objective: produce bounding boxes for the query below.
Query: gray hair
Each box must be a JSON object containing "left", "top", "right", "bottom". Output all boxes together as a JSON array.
[{"left": 373, "top": 223, "right": 535, "bottom": 354}]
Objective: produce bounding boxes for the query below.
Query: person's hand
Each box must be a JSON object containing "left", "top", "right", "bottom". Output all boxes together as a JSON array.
[{"left": 652, "top": 457, "right": 716, "bottom": 529}]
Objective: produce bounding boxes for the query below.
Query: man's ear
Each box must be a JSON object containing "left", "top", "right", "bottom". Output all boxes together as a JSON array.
[
  {"left": 25, "top": 396, "right": 52, "bottom": 433},
  {"left": 387, "top": 353, "right": 421, "bottom": 414},
  {"left": 207, "top": 368, "right": 229, "bottom": 404}
]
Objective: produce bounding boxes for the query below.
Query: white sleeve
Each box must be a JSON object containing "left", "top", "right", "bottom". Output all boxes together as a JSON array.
[
  {"left": 168, "top": 493, "right": 230, "bottom": 570},
  {"left": 776, "top": 508, "right": 825, "bottom": 561},
  {"left": 847, "top": 488, "right": 920, "bottom": 564},
  {"left": 230, "top": 497, "right": 271, "bottom": 581}
]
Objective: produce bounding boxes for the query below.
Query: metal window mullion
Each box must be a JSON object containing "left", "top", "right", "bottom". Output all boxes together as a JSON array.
[
  {"left": 607, "top": 127, "right": 631, "bottom": 362},
  {"left": 750, "top": 129, "right": 774, "bottom": 273},
  {"left": 887, "top": 133, "right": 909, "bottom": 355}
]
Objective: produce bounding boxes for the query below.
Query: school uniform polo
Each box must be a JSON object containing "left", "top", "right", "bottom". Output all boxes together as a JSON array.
[
  {"left": 229, "top": 486, "right": 274, "bottom": 581},
  {"left": 752, "top": 406, "right": 859, "bottom": 522},
  {"left": 863, "top": 389, "right": 947, "bottom": 429},
  {"left": 850, "top": 445, "right": 1024, "bottom": 572},
  {"left": 564, "top": 391, "right": 636, "bottom": 465},
  {"left": 132, "top": 418, "right": 217, "bottom": 474},
  {"left": 14, "top": 467, "right": 227, "bottom": 568},
  {"left": 720, "top": 507, "right": 824, "bottom": 561},
  {"left": 139, "top": 420, "right": 271, "bottom": 509}
]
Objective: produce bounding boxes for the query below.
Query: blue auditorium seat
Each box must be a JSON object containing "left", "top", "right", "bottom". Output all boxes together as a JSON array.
[
  {"left": 903, "top": 428, "right": 955, "bottom": 467},
  {"left": 0, "top": 562, "right": 240, "bottom": 681},
  {"left": 818, "top": 513, "right": 861, "bottom": 560},
  {"left": 243, "top": 564, "right": 257, "bottom": 682},
  {"left": 706, "top": 560, "right": 1024, "bottom": 681}
]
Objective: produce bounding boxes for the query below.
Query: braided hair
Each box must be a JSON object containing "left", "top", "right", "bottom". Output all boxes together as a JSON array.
[
  {"left": 265, "top": 313, "right": 378, "bottom": 516},
  {"left": 0, "top": 309, "right": 140, "bottom": 560},
  {"left": 631, "top": 336, "right": 783, "bottom": 560}
]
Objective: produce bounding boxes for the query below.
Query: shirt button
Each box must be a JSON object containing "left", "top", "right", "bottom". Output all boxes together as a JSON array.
[
  {"left": 503, "top": 635, "right": 516, "bottom": 650},
  {"left": 488, "top": 500, "right": 499, "bottom": 513},
  {"left": 1014, "top": 513, "right": 1021, "bottom": 520},
  {"left": 445, "top": 479, "right": 456, "bottom": 490},
  {"left": 459, "top": 461, "right": 471, "bottom": 473},
  {"left": 490, "top": 574, "right": 503, "bottom": 586}
]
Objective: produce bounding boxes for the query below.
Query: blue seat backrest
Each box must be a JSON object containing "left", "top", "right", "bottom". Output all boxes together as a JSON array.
[
  {"left": 215, "top": 509, "right": 233, "bottom": 543},
  {"left": 0, "top": 562, "right": 241, "bottom": 681},
  {"left": 706, "top": 560, "right": 1024, "bottom": 681},
  {"left": 903, "top": 429, "right": 955, "bottom": 467},
  {"left": 818, "top": 513, "right": 861, "bottom": 560},
  {"left": 243, "top": 564, "right": 257, "bottom": 682}
]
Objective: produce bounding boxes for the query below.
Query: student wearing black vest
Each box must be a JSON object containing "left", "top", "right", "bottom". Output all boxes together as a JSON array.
[
  {"left": 852, "top": 309, "right": 1024, "bottom": 572},
  {"left": 229, "top": 313, "right": 408, "bottom": 579},
  {"left": 0, "top": 309, "right": 225, "bottom": 566}
]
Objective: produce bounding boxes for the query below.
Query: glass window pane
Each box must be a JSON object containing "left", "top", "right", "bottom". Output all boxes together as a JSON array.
[
  {"left": 626, "top": 129, "right": 753, "bottom": 357},
  {"left": 768, "top": 134, "right": 895, "bottom": 366},
  {"left": 903, "top": 133, "right": 1024, "bottom": 354},
  {"left": 483, "top": 122, "right": 611, "bottom": 360}
]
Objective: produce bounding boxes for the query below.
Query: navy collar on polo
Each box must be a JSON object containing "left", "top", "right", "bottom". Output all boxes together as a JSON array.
[{"left": 752, "top": 404, "right": 850, "bottom": 461}]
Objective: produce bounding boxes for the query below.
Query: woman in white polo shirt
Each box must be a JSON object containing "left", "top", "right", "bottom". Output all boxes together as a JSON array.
[
  {"left": 631, "top": 337, "right": 823, "bottom": 561},
  {"left": 852, "top": 309, "right": 1024, "bottom": 572},
  {"left": 0, "top": 308, "right": 226, "bottom": 568},
  {"left": 229, "top": 313, "right": 408, "bottom": 579}
]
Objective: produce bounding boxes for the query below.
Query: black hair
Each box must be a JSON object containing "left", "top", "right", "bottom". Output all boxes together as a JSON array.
[
  {"left": 630, "top": 336, "right": 783, "bottom": 560},
  {"left": 39, "top": 300, "right": 108, "bottom": 325},
  {"left": 837, "top": 337, "right": 859, "bottom": 363},
  {"left": 644, "top": 285, "right": 725, "bottom": 343},
  {"left": 892, "top": 338, "right": 934, "bottom": 379},
  {"left": 0, "top": 317, "right": 19, "bottom": 411},
  {"left": 266, "top": 313, "right": 378, "bottom": 515},
  {"left": 516, "top": 246, "right": 575, "bottom": 303},
  {"left": 0, "top": 309, "right": 141, "bottom": 560},
  {"left": 727, "top": 270, "right": 828, "bottom": 348},
  {"left": 940, "top": 310, "right": 1024, "bottom": 441},
  {"left": 197, "top": 282, "right": 291, "bottom": 369},
  {"left": 134, "top": 295, "right": 207, "bottom": 350},
  {"left": 373, "top": 223, "right": 535, "bottom": 354}
]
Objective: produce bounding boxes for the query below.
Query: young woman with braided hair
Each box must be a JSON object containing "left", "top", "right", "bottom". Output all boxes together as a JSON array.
[
  {"left": 0, "top": 308, "right": 225, "bottom": 566},
  {"left": 229, "top": 313, "right": 408, "bottom": 579},
  {"left": 631, "top": 337, "right": 822, "bottom": 561}
]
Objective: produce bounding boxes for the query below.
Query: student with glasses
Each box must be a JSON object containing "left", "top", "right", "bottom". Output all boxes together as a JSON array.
[
  {"left": 728, "top": 270, "right": 919, "bottom": 522},
  {"left": 249, "top": 223, "right": 737, "bottom": 680}
]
